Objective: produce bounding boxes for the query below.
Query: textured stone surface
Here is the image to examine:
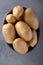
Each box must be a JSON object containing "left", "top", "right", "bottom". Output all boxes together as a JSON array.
[{"left": 0, "top": 0, "right": 43, "bottom": 65}]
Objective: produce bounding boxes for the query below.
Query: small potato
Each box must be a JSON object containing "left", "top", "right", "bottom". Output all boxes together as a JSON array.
[
  {"left": 17, "top": 17, "right": 23, "bottom": 21},
  {"left": 15, "top": 21, "right": 33, "bottom": 41},
  {"left": 24, "top": 8, "right": 39, "bottom": 30},
  {"left": 29, "top": 30, "right": 37, "bottom": 47},
  {"left": 2, "top": 23, "right": 16, "bottom": 44},
  {"left": 6, "top": 14, "right": 16, "bottom": 23},
  {"left": 13, "top": 38, "right": 28, "bottom": 54},
  {"left": 27, "top": 42, "right": 30, "bottom": 48},
  {"left": 13, "top": 6, "right": 24, "bottom": 19}
]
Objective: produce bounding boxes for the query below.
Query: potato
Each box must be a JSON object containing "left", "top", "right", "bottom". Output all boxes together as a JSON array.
[
  {"left": 13, "top": 38, "right": 28, "bottom": 54},
  {"left": 24, "top": 8, "right": 39, "bottom": 30},
  {"left": 17, "top": 17, "right": 23, "bottom": 21},
  {"left": 13, "top": 6, "right": 24, "bottom": 19},
  {"left": 27, "top": 43, "right": 30, "bottom": 48},
  {"left": 6, "top": 14, "right": 16, "bottom": 23},
  {"left": 2, "top": 23, "right": 16, "bottom": 44},
  {"left": 29, "top": 30, "right": 37, "bottom": 47},
  {"left": 15, "top": 21, "right": 33, "bottom": 41}
]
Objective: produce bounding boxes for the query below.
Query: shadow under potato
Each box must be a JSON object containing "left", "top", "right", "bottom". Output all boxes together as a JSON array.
[{"left": 3, "top": 7, "right": 40, "bottom": 53}]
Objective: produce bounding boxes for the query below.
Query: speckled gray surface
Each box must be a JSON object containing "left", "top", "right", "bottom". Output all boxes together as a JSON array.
[{"left": 0, "top": 0, "right": 43, "bottom": 65}]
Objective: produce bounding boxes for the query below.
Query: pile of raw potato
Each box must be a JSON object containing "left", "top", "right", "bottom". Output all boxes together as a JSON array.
[{"left": 2, "top": 6, "right": 39, "bottom": 54}]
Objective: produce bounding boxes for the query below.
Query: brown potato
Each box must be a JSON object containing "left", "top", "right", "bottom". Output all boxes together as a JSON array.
[
  {"left": 15, "top": 21, "right": 33, "bottom": 41},
  {"left": 6, "top": 14, "right": 16, "bottom": 23},
  {"left": 2, "top": 23, "right": 16, "bottom": 44},
  {"left": 13, "top": 38, "right": 28, "bottom": 54},
  {"left": 24, "top": 8, "right": 39, "bottom": 30},
  {"left": 17, "top": 17, "right": 23, "bottom": 21},
  {"left": 13, "top": 6, "right": 24, "bottom": 19},
  {"left": 29, "top": 30, "right": 37, "bottom": 47},
  {"left": 27, "top": 42, "right": 30, "bottom": 48}
]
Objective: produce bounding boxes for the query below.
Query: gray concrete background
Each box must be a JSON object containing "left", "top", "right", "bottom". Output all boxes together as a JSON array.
[{"left": 0, "top": 0, "right": 43, "bottom": 65}]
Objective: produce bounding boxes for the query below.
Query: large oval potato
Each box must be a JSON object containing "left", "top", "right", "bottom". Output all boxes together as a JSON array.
[
  {"left": 15, "top": 21, "right": 33, "bottom": 41},
  {"left": 29, "top": 30, "right": 37, "bottom": 47},
  {"left": 24, "top": 8, "right": 39, "bottom": 30},
  {"left": 6, "top": 14, "right": 16, "bottom": 23},
  {"left": 2, "top": 23, "right": 16, "bottom": 44},
  {"left": 13, "top": 38, "right": 28, "bottom": 54},
  {"left": 13, "top": 6, "right": 24, "bottom": 19}
]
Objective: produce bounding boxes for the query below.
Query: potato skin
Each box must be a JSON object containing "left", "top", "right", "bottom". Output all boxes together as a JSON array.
[
  {"left": 2, "top": 23, "right": 16, "bottom": 44},
  {"left": 24, "top": 8, "right": 39, "bottom": 30},
  {"left": 13, "top": 6, "right": 24, "bottom": 19},
  {"left": 6, "top": 14, "right": 16, "bottom": 23},
  {"left": 29, "top": 30, "right": 37, "bottom": 47},
  {"left": 13, "top": 38, "right": 28, "bottom": 54},
  {"left": 15, "top": 21, "right": 33, "bottom": 41}
]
